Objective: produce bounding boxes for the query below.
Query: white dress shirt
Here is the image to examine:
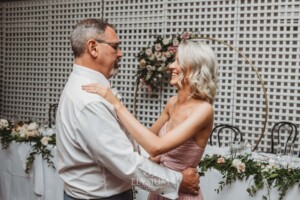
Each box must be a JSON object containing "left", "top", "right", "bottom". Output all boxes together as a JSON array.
[{"left": 56, "top": 64, "right": 182, "bottom": 199}]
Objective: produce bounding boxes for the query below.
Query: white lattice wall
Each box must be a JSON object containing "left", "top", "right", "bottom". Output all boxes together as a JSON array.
[
  {"left": 0, "top": 4, "right": 3, "bottom": 115},
  {"left": 0, "top": 0, "right": 299, "bottom": 152}
]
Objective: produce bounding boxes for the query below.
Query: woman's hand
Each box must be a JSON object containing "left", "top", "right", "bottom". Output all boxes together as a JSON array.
[
  {"left": 149, "top": 155, "right": 161, "bottom": 164},
  {"left": 82, "top": 83, "right": 120, "bottom": 106}
]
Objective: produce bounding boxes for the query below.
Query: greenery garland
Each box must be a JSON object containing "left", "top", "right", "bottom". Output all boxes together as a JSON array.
[
  {"left": 198, "top": 154, "right": 300, "bottom": 200},
  {"left": 0, "top": 119, "right": 56, "bottom": 174}
]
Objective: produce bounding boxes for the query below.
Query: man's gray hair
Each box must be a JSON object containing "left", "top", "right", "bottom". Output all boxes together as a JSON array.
[{"left": 70, "top": 18, "right": 115, "bottom": 58}]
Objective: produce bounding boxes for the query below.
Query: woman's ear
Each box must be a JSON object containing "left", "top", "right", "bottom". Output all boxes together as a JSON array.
[{"left": 87, "top": 40, "right": 98, "bottom": 58}]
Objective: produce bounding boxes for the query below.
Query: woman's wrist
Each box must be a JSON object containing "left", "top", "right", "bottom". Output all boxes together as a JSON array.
[{"left": 114, "top": 102, "right": 123, "bottom": 110}]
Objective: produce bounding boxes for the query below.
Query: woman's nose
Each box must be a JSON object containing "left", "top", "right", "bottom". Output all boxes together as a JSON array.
[{"left": 169, "top": 62, "right": 175, "bottom": 69}]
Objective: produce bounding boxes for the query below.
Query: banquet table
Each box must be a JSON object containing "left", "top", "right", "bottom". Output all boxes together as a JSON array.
[
  {"left": 0, "top": 140, "right": 63, "bottom": 200},
  {"left": 1, "top": 139, "right": 299, "bottom": 200},
  {"left": 136, "top": 145, "right": 300, "bottom": 200}
]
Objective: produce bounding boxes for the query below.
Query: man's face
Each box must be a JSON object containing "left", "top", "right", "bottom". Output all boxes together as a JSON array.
[{"left": 96, "top": 27, "right": 123, "bottom": 79}]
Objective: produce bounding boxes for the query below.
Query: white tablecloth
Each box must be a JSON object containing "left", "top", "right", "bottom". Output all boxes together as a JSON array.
[
  {"left": 136, "top": 145, "right": 300, "bottom": 200},
  {"left": 0, "top": 141, "right": 63, "bottom": 200}
]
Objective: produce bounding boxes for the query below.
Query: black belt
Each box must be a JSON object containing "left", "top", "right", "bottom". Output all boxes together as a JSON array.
[{"left": 64, "top": 189, "right": 133, "bottom": 200}]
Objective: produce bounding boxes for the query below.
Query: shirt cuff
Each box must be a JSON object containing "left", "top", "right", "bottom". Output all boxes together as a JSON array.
[{"left": 160, "top": 171, "right": 182, "bottom": 199}]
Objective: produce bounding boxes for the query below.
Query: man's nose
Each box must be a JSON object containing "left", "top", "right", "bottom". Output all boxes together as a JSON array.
[{"left": 117, "top": 49, "right": 123, "bottom": 58}]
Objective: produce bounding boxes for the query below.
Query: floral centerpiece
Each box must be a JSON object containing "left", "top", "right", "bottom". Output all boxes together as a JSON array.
[
  {"left": 198, "top": 154, "right": 300, "bottom": 200},
  {"left": 0, "top": 118, "right": 56, "bottom": 174},
  {"left": 136, "top": 32, "right": 196, "bottom": 94}
]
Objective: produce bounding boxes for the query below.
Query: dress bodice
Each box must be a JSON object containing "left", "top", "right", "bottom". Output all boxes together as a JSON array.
[
  {"left": 159, "top": 122, "right": 205, "bottom": 171},
  {"left": 147, "top": 122, "right": 205, "bottom": 200}
]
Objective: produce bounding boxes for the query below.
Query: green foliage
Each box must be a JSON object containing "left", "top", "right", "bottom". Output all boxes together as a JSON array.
[
  {"left": 0, "top": 119, "right": 56, "bottom": 175},
  {"left": 199, "top": 154, "right": 300, "bottom": 200}
]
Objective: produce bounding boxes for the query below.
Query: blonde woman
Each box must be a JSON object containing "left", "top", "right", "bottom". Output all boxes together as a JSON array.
[{"left": 82, "top": 40, "right": 218, "bottom": 200}]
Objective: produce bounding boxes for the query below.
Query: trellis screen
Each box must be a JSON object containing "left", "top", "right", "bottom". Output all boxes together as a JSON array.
[{"left": 0, "top": 0, "right": 299, "bottom": 153}]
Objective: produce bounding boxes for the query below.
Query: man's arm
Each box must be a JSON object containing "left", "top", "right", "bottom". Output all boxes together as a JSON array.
[{"left": 75, "top": 101, "right": 197, "bottom": 199}]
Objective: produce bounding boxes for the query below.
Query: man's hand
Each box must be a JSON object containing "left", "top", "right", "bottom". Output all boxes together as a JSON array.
[{"left": 179, "top": 168, "right": 200, "bottom": 195}]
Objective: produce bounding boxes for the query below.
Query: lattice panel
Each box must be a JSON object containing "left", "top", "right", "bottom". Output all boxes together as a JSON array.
[
  {"left": 1, "top": 0, "right": 50, "bottom": 122},
  {"left": 236, "top": 0, "right": 300, "bottom": 152},
  {"left": 48, "top": 0, "right": 104, "bottom": 105},
  {"left": 104, "top": 0, "right": 167, "bottom": 128},
  {"left": 0, "top": 0, "right": 299, "bottom": 153},
  {"left": 0, "top": 4, "right": 3, "bottom": 116}
]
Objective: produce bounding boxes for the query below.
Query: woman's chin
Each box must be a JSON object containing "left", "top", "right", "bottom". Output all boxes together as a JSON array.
[{"left": 169, "top": 81, "right": 179, "bottom": 88}]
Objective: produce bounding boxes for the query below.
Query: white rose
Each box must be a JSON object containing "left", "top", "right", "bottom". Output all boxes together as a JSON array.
[
  {"left": 158, "top": 55, "right": 167, "bottom": 62},
  {"left": 26, "top": 130, "right": 39, "bottom": 138},
  {"left": 172, "top": 38, "right": 179, "bottom": 46},
  {"left": 146, "top": 72, "right": 152, "bottom": 81},
  {"left": 232, "top": 159, "right": 245, "bottom": 173},
  {"left": 162, "top": 38, "right": 170, "bottom": 45},
  {"left": 11, "top": 129, "right": 18, "bottom": 136},
  {"left": 262, "top": 164, "right": 274, "bottom": 172},
  {"left": 28, "top": 122, "right": 38, "bottom": 131},
  {"left": 155, "top": 43, "right": 162, "bottom": 51},
  {"left": 157, "top": 66, "right": 166, "bottom": 72},
  {"left": 19, "top": 124, "right": 28, "bottom": 137},
  {"left": 154, "top": 51, "right": 162, "bottom": 58},
  {"left": 0, "top": 119, "right": 9, "bottom": 129},
  {"left": 148, "top": 55, "right": 155, "bottom": 61},
  {"left": 146, "top": 65, "right": 152, "bottom": 71},
  {"left": 145, "top": 48, "right": 153, "bottom": 56},
  {"left": 139, "top": 59, "right": 146, "bottom": 69},
  {"left": 41, "top": 136, "right": 51, "bottom": 146}
]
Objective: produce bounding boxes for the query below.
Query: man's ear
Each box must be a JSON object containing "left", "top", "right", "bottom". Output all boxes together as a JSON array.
[{"left": 87, "top": 40, "right": 98, "bottom": 58}]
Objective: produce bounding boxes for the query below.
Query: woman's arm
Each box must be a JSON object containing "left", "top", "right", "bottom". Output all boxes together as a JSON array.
[
  {"left": 149, "top": 96, "right": 177, "bottom": 135},
  {"left": 114, "top": 102, "right": 212, "bottom": 157},
  {"left": 82, "top": 83, "right": 213, "bottom": 157}
]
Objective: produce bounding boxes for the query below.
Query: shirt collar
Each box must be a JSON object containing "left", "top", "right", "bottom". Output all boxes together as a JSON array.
[{"left": 72, "top": 64, "right": 110, "bottom": 87}]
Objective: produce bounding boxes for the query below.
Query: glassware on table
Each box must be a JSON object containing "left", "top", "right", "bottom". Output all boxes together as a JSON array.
[
  {"left": 275, "top": 145, "right": 286, "bottom": 167},
  {"left": 38, "top": 121, "right": 49, "bottom": 135},
  {"left": 286, "top": 143, "right": 296, "bottom": 168},
  {"left": 229, "top": 141, "right": 241, "bottom": 157},
  {"left": 244, "top": 142, "right": 252, "bottom": 155}
]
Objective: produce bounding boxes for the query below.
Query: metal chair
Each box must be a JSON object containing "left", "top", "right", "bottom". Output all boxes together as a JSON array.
[
  {"left": 210, "top": 124, "right": 243, "bottom": 147},
  {"left": 270, "top": 121, "right": 298, "bottom": 154},
  {"left": 48, "top": 103, "right": 58, "bottom": 128}
]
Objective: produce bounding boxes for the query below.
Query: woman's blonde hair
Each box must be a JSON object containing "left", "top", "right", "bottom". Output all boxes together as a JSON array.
[{"left": 177, "top": 40, "right": 218, "bottom": 104}]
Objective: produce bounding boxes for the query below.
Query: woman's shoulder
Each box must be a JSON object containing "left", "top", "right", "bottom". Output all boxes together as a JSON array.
[
  {"left": 166, "top": 96, "right": 178, "bottom": 107},
  {"left": 163, "top": 96, "right": 177, "bottom": 114},
  {"left": 193, "top": 100, "right": 214, "bottom": 115}
]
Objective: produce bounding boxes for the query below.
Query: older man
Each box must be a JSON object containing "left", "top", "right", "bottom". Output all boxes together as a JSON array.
[{"left": 56, "top": 18, "right": 199, "bottom": 200}]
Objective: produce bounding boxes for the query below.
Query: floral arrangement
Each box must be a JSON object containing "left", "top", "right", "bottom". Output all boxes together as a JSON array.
[
  {"left": 0, "top": 118, "right": 56, "bottom": 174},
  {"left": 136, "top": 32, "right": 196, "bottom": 94},
  {"left": 198, "top": 154, "right": 300, "bottom": 200}
]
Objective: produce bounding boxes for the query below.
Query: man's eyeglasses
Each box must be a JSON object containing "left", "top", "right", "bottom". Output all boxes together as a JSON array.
[{"left": 95, "top": 39, "right": 120, "bottom": 51}]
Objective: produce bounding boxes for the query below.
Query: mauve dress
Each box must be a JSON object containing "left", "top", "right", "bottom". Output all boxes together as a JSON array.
[{"left": 147, "top": 122, "right": 205, "bottom": 200}]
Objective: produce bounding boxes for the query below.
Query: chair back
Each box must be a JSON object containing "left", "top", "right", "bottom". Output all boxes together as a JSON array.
[
  {"left": 48, "top": 103, "right": 58, "bottom": 128},
  {"left": 271, "top": 121, "right": 298, "bottom": 154},
  {"left": 210, "top": 124, "right": 243, "bottom": 147}
]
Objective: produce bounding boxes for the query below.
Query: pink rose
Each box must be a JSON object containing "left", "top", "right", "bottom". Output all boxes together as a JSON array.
[{"left": 217, "top": 157, "right": 225, "bottom": 164}]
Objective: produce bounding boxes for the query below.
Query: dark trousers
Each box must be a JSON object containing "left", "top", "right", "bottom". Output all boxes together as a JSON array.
[{"left": 64, "top": 190, "right": 133, "bottom": 200}]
